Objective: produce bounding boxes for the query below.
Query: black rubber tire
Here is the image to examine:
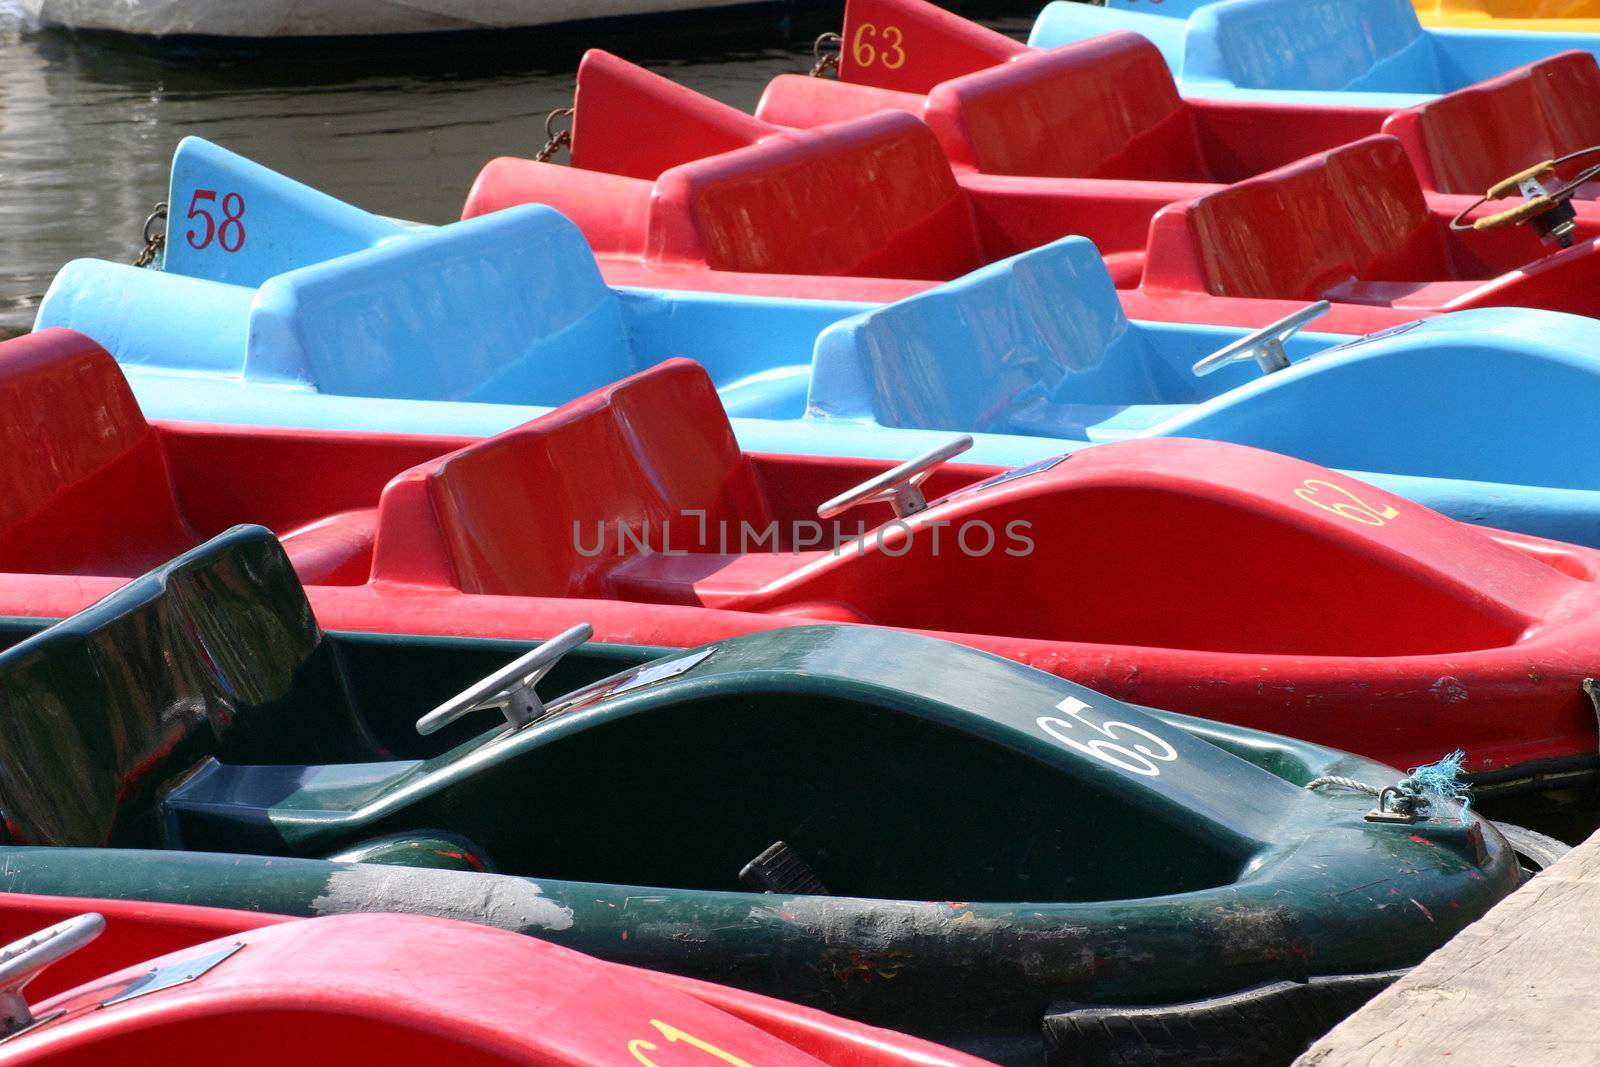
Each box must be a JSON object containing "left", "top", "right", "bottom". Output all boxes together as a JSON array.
[
  {"left": 1491, "top": 820, "right": 1571, "bottom": 876},
  {"left": 1043, "top": 970, "right": 1407, "bottom": 1067}
]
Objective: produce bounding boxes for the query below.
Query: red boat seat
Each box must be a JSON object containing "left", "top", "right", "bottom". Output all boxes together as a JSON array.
[
  {"left": 762, "top": 35, "right": 1211, "bottom": 182},
  {"left": 1158, "top": 136, "right": 1454, "bottom": 300},
  {"left": 918, "top": 36, "right": 1209, "bottom": 181},
  {"left": 664, "top": 113, "right": 985, "bottom": 280},
  {"left": 371, "top": 360, "right": 775, "bottom": 598},
  {"left": 1385, "top": 52, "right": 1600, "bottom": 197},
  {"left": 468, "top": 110, "right": 984, "bottom": 282},
  {"left": 0, "top": 527, "right": 375, "bottom": 848},
  {"left": 465, "top": 49, "right": 986, "bottom": 283},
  {"left": 0, "top": 330, "right": 375, "bottom": 583}
]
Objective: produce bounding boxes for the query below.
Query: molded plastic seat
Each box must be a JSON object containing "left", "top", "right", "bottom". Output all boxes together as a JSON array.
[
  {"left": 0, "top": 526, "right": 376, "bottom": 848},
  {"left": 1142, "top": 135, "right": 1600, "bottom": 316},
  {"left": 469, "top": 102, "right": 987, "bottom": 282},
  {"left": 0, "top": 331, "right": 377, "bottom": 582},
  {"left": 371, "top": 361, "right": 776, "bottom": 598},
  {"left": 808, "top": 236, "right": 1201, "bottom": 435},
  {"left": 1384, "top": 51, "right": 1600, "bottom": 198},
  {"left": 1029, "top": 0, "right": 1600, "bottom": 105}
]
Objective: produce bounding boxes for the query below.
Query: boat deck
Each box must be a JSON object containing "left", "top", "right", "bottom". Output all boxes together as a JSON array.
[{"left": 1298, "top": 827, "right": 1600, "bottom": 1066}]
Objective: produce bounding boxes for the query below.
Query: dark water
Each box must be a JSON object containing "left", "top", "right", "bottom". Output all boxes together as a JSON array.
[{"left": 0, "top": 0, "right": 1034, "bottom": 339}]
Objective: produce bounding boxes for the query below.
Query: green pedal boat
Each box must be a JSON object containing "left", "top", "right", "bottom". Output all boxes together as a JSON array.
[{"left": 0, "top": 527, "right": 1527, "bottom": 1064}]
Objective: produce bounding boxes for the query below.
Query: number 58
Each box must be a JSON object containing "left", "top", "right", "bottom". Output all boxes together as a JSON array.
[{"left": 184, "top": 189, "right": 247, "bottom": 253}]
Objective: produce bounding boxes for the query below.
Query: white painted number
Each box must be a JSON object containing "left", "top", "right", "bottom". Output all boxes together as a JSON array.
[{"left": 1036, "top": 697, "right": 1179, "bottom": 777}]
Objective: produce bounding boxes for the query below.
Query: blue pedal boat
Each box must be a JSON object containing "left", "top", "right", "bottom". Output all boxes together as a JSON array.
[
  {"left": 1028, "top": 0, "right": 1600, "bottom": 106},
  {"left": 34, "top": 137, "right": 1600, "bottom": 547}
]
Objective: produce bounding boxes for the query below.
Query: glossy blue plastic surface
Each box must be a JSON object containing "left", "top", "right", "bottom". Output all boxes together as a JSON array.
[
  {"left": 1029, "top": 0, "right": 1600, "bottom": 105},
  {"left": 34, "top": 139, "right": 1600, "bottom": 547},
  {"left": 813, "top": 236, "right": 1600, "bottom": 544}
]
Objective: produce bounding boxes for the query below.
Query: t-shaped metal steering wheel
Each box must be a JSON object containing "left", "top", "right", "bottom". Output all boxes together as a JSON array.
[
  {"left": 1192, "top": 301, "right": 1331, "bottom": 378},
  {"left": 416, "top": 623, "right": 594, "bottom": 736},
  {"left": 0, "top": 913, "right": 104, "bottom": 1038},
  {"left": 817, "top": 436, "right": 974, "bottom": 520}
]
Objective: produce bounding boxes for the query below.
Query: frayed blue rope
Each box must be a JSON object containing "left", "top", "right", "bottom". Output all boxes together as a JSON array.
[{"left": 1406, "top": 749, "right": 1472, "bottom": 825}]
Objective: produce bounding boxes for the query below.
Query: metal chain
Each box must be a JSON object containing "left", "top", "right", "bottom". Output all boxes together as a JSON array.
[
  {"left": 810, "top": 32, "right": 842, "bottom": 78},
  {"left": 132, "top": 202, "right": 168, "bottom": 268},
  {"left": 535, "top": 107, "right": 575, "bottom": 163}
]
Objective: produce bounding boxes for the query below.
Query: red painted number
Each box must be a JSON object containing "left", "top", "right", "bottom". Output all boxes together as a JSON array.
[{"left": 185, "top": 189, "right": 247, "bottom": 253}]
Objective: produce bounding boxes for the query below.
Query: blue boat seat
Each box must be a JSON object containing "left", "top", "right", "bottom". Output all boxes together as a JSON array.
[
  {"left": 41, "top": 140, "right": 638, "bottom": 403},
  {"left": 1183, "top": 0, "right": 1442, "bottom": 95},
  {"left": 242, "top": 205, "right": 633, "bottom": 403},
  {"left": 808, "top": 236, "right": 1206, "bottom": 435},
  {"left": 0, "top": 527, "right": 378, "bottom": 848}
]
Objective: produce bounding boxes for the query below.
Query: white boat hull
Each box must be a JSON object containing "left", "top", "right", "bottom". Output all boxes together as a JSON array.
[{"left": 19, "top": 0, "right": 776, "bottom": 37}]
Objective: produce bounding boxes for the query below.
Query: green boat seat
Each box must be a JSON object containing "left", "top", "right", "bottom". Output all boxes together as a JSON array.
[
  {"left": 0, "top": 526, "right": 380, "bottom": 848},
  {"left": 0, "top": 330, "right": 378, "bottom": 583}
]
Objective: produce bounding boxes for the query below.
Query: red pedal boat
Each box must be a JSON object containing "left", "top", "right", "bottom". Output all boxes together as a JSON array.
[
  {"left": 463, "top": 45, "right": 1600, "bottom": 331},
  {"left": 806, "top": 0, "right": 1600, "bottom": 226},
  {"left": 466, "top": 48, "right": 1165, "bottom": 297},
  {"left": 5, "top": 328, "right": 1600, "bottom": 791},
  {"left": 756, "top": 0, "right": 1386, "bottom": 190},
  {"left": 0, "top": 909, "right": 985, "bottom": 1065}
]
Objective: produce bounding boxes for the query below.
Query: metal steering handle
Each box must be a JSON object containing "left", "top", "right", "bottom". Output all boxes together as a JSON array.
[
  {"left": 1193, "top": 301, "right": 1330, "bottom": 377},
  {"left": 817, "top": 436, "right": 974, "bottom": 520},
  {"left": 416, "top": 623, "right": 593, "bottom": 736},
  {"left": 1452, "top": 145, "right": 1600, "bottom": 233},
  {"left": 0, "top": 913, "right": 104, "bottom": 1036}
]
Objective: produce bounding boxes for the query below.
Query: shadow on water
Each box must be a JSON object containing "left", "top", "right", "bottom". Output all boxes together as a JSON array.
[{"left": 0, "top": 0, "right": 1034, "bottom": 338}]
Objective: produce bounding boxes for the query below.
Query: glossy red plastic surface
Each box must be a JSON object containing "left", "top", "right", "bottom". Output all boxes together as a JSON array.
[
  {"left": 760, "top": 0, "right": 1389, "bottom": 186},
  {"left": 1385, "top": 51, "right": 1600, "bottom": 198},
  {"left": 460, "top": 48, "right": 1521, "bottom": 331},
  {"left": 8, "top": 333, "right": 1600, "bottom": 778},
  {"left": 3, "top": 913, "right": 988, "bottom": 1066},
  {"left": 0, "top": 895, "right": 285, "bottom": 1005},
  {"left": 1142, "top": 134, "right": 1600, "bottom": 317},
  {"left": 0, "top": 330, "right": 466, "bottom": 584},
  {"left": 468, "top": 49, "right": 1180, "bottom": 283}
]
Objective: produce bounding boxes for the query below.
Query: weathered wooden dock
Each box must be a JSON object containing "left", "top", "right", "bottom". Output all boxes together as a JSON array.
[{"left": 1297, "top": 830, "right": 1600, "bottom": 1066}]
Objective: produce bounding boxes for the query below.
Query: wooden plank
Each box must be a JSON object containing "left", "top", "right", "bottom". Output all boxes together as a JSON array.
[{"left": 1297, "top": 830, "right": 1600, "bottom": 1066}]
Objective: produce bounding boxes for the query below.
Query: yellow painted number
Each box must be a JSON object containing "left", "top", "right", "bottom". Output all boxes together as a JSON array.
[
  {"left": 1294, "top": 479, "right": 1399, "bottom": 527},
  {"left": 850, "top": 23, "right": 906, "bottom": 70},
  {"left": 629, "top": 1020, "right": 755, "bottom": 1067}
]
